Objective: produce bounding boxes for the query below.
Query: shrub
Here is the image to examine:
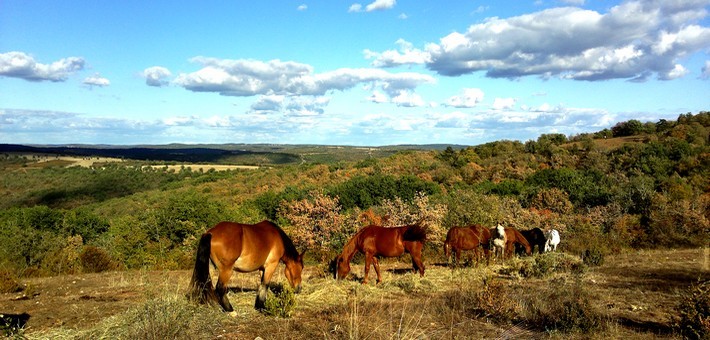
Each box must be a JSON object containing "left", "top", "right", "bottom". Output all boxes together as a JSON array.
[
  {"left": 328, "top": 174, "right": 440, "bottom": 211},
  {"left": 582, "top": 248, "right": 605, "bottom": 267},
  {"left": 0, "top": 271, "right": 22, "bottom": 294},
  {"left": 279, "top": 190, "right": 350, "bottom": 259},
  {"left": 524, "top": 279, "right": 607, "bottom": 333},
  {"left": 444, "top": 276, "right": 521, "bottom": 323},
  {"left": 503, "top": 253, "right": 585, "bottom": 278},
  {"left": 80, "top": 246, "right": 116, "bottom": 273},
  {"left": 676, "top": 281, "right": 710, "bottom": 340},
  {"left": 264, "top": 283, "right": 297, "bottom": 318}
]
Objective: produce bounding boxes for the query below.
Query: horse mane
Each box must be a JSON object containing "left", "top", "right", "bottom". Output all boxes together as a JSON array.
[
  {"left": 262, "top": 220, "right": 300, "bottom": 261},
  {"left": 339, "top": 226, "right": 368, "bottom": 262},
  {"left": 402, "top": 224, "right": 427, "bottom": 242}
]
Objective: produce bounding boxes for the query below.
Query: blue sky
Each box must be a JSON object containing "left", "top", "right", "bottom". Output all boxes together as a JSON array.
[{"left": 1, "top": 0, "right": 709, "bottom": 146}]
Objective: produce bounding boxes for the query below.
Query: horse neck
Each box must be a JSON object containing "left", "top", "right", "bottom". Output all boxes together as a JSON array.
[{"left": 339, "top": 229, "right": 362, "bottom": 262}]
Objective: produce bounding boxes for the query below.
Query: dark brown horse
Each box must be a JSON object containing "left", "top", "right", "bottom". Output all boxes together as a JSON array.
[
  {"left": 517, "top": 228, "right": 546, "bottom": 255},
  {"left": 443, "top": 224, "right": 491, "bottom": 265},
  {"left": 504, "top": 227, "right": 532, "bottom": 258},
  {"left": 333, "top": 224, "right": 426, "bottom": 284},
  {"left": 189, "top": 220, "right": 305, "bottom": 312}
]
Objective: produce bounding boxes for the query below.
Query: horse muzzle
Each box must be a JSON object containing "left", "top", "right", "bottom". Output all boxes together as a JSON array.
[{"left": 295, "top": 284, "right": 302, "bottom": 294}]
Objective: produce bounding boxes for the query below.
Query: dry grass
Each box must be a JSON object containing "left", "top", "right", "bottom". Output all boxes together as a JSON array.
[{"left": 2, "top": 248, "right": 708, "bottom": 339}]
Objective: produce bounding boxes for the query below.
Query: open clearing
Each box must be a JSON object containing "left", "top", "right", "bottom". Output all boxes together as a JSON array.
[{"left": 1, "top": 248, "right": 708, "bottom": 338}]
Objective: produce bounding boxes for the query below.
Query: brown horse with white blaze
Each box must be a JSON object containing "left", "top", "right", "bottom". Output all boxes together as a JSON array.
[
  {"left": 189, "top": 220, "right": 305, "bottom": 312},
  {"left": 333, "top": 224, "right": 426, "bottom": 284}
]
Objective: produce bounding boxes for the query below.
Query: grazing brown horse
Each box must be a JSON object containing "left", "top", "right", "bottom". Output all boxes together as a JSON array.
[
  {"left": 443, "top": 224, "right": 491, "bottom": 265},
  {"left": 517, "top": 227, "right": 546, "bottom": 255},
  {"left": 333, "top": 224, "right": 426, "bottom": 284},
  {"left": 504, "top": 227, "right": 532, "bottom": 258},
  {"left": 189, "top": 220, "right": 305, "bottom": 312}
]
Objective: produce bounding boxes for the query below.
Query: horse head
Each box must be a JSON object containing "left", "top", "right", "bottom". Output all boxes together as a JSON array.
[
  {"left": 285, "top": 250, "right": 305, "bottom": 293},
  {"left": 332, "top": 254, "right": 351, "bottom": 280}
]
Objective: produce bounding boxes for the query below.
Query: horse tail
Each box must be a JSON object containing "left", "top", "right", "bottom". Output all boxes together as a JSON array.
[
  {"left": 188, "top": 233, "right": 218, "bottom": 305},
  {"left": 403, "top": 224, "right": 427, "bottom": 242}
]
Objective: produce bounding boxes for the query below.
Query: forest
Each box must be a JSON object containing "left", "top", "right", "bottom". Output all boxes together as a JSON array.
[{"left": 0, "top": 111, "right": 708, "bottom": 338}]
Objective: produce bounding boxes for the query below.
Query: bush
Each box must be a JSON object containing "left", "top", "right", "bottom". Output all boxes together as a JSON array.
[
  {"left": 328, "top": 174, "right": 440, "bottom": 211},
  {"left": 524, "top": 279, "right": 607, "bottom": 333},
  {"left": 444, "top": 276, "right": 521, "bottom": 323},
  {"left": 264, "top": 283, "right": 297, "bottom": 318},
  {"left": 503, "top": 253, "right": 585, "bottom": 278},
  {"left": 676, "top": 281, "right": 710, "bottom": 340},
  {"left": 582, "top": 248, "right": 605, "bottom": 267},
  {"left": 0, "top": 271, "right": 22, "bottom": 294},
  {"left": 80, "top": 246, "right": 116, "bottom": 273}
]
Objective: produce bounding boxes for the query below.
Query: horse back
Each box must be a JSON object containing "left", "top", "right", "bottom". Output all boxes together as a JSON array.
[{"left": 207, "top": 220, "right": 285, "bottom": 269}]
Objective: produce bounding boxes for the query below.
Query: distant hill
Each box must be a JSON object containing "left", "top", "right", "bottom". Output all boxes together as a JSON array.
[{"left": 0, "top": 143, "right": 466, "bottom": 165}]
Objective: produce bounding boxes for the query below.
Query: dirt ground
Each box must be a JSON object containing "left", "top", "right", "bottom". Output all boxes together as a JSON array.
[{"left": 1, "top": 248, "right": 708, "bottom": 337}]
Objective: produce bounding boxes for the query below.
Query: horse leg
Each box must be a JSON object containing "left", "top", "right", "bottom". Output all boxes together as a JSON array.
[
  {"left": 255, "top": 261, "right": 278, "bottom": 310},
  {"left": 363, "top": 253, "right": 373, "bottom": 284},
  {"left": 373, "top": 257, "right": 382, "bottom": 284},
  {"left": 454, "top": 248, "right": 461, "bottom": 267},
  {"left": 215, "top": 267, "right": 234, "bottom": 312},
  {"left": 411, "top": 244, "right": 425, "bottom": 277}
]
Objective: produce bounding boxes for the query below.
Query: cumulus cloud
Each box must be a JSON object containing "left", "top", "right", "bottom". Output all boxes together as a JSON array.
[
  {"left": 297, "top": 4, "right": 307, "bottom": 11},
  {"left": 83, "top": 73, "right": 110, "bottom": 87},
  {"left": 492, "top": 97, "right": 516, "bottom": 110},
  {"left": 369, "top": 0, "right": 710, "bottom": 82},
  {"left": 171, "top": 57, "right": 434, "bottom": 100},
  {"left": 365, "top": 39, "right": 431, "bottom": 67},
  {"left": 0, "top": 51, "right": 84, "bottom": 82},
  {"left": 349, "top": 0, "right": 395, "bottom": 12},
  {"left": 143, "top": 66, "right": 172, "bottom": 87},
  {"left": 445, "top": 88, "right": 484, "bottom": 108}
]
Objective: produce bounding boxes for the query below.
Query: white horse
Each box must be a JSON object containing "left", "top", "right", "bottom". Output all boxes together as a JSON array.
[
  {"left": 491, "top": 224, "right": 507, "bottom": 260},
  {"left": 544, "top": 229, "right": 560, "bottom": 252}
]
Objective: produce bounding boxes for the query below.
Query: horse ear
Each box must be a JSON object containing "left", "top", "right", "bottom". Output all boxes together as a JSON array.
[{"left": 299, "top": 249, "right": 306, "bottom": 260}]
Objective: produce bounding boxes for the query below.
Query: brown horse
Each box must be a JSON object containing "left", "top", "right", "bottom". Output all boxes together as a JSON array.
[
  {"left": 504, "top": 227, "right": 532, "bottom": 258},
  {"left": 518, "top": 227, "right": 546, "bottom": 255},
  {"left": 443, "top": 224, "right": 491, "bottom": 266},
  {"left": 333, "top": 224, "right": 426, "bottom": 284},
  {"left": 189, "top": 220, "right": 305, "bottom": 312}
]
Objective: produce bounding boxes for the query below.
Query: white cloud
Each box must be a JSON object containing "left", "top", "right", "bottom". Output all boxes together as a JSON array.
[
  {"left": 170, "top": 57, "right": 435, "bottom": 101},
  {"left": 297, "top": 4, "right": 307, "bottom": 11},
  {"left": 492, "top": 97, "right": 516, "bottom": 110},
  {"left": 250, "top": 95, "right": 285, "bottom": 113},
  {"left": 0, "top": 51, "right": 84, "bottom": 82},
  {"left": 391, "top": 90, "right": 425, "bottom": 107},
  {"left": 445, "top": 88, "right": 484, "bottom": 108},
  {"left": 348, "top": 4, "right": 363, "bottom": 12},
  {"left": 365, "top": 39, "right": 431, "bottom": 67},
  {"left": 368, "top": 90, "right": 389, "bottom": 103},
  {"left": 369, "top": 0, "right": 710, "bottom": 82},
  {"left": 143, "top": 66, "right": 172, "bottom": 87},
  {"left": 349, "top": 0, "right": 395, "bottom": 13},
  {"left": 366, "top": 0, "right": 396, "bottom": 12},
  {"left": 83, "top": 73, "right": 110, "bottom": 87}
]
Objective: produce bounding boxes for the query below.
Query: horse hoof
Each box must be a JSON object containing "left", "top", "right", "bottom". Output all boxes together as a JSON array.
[{"left": 228, "top": 311, "right": 238, "bottom": 318}]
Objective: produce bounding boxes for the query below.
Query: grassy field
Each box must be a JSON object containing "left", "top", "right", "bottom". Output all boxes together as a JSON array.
[{"left": 2, "top": 248, "right": 707, "bottom": 339}]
